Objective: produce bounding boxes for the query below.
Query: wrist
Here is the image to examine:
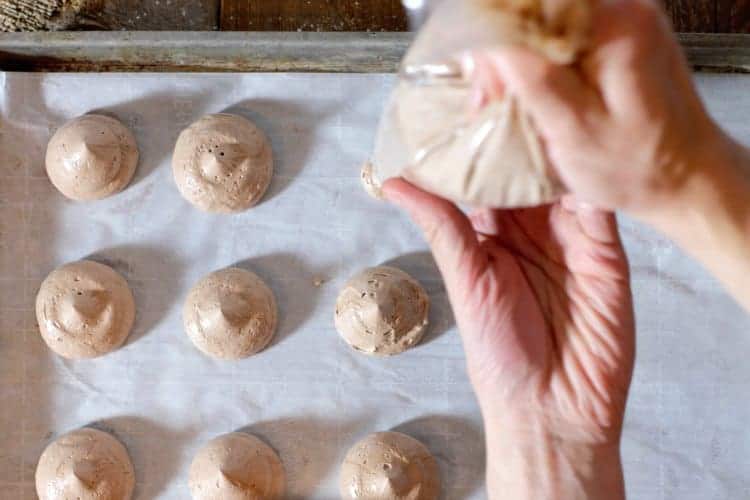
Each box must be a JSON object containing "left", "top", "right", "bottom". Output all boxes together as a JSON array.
[
  {"left": 483, "top": 416, "right": 625, "bottom": 500},
  {"left": 641, "top": 132, "right": 750, "bottom": 235},
  {"left": 638, "top": 132, "right": 750, "bottom": 307}
]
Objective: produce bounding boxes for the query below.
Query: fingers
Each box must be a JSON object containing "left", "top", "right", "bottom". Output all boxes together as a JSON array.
[
  {"left": 466, "top": 53, "right": 507, "bottom": 113},
  {"left": 561, "top": 195, "right": 621, "bottom": 245},
  {"left": 470, "top": 198, "right": 621, "bottom": 252},
  {"left": 583, "top": 0, "right": 679, "bottom": 118},
  {"left": 473, "top": 48, "right": 604, "bottom": 138},
  {"left": 470, "top": 0, "right": 674, "bottom": 127},
  {"left": 469, "top": 208, "right": 503, "bottom": 237},
  {"left": 590, "top": 0, "right": 673, "bottom": 56},
  {"left": 559, "top": 196, "right": 630, "bottom": 280},
  {"left": 382, "top": 178, "right": 485, "bottom": 290}
]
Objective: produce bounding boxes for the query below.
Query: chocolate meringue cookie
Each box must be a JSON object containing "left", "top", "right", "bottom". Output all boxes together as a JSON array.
[
  {"left": 35, "top": 428, "right": 135, "bottom": 500},
  {"left": 35, "top": 260, "right": 135, "bottom": 360},
  {"left": 189, "top": 432, "right": 285, "bottom": 499},
  {"left": 45, "top": 114, "right": 138, "bottom": 201},
  {"left": 183, "top": 268, "right": 277, "bottom": 360},
  {"left": 340, "top": 431, "right": 440, "bottom": 500},
  {"left": 172, "top": 113, "right": 273, "bottom": 213},
  {"left": 335, "top": 266, "right": 429, "bottom": 356}
]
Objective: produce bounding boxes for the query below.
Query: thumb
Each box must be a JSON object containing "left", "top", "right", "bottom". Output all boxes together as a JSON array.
[
  {"left": 382, "top": 178, "right": 485, "bottom": 292},
  {"left": 472, "top": 48, "right": 604, "bottom": 138}
]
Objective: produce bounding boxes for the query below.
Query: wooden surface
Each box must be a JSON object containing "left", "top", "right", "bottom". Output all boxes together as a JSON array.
[
  {"left": 65, "top": 0, "right": 220, "bottom": 30},
  {"left": 220, "top": 0, "right": 407, "bottom": 31},
  {"left": 664, "top": 0, "right": 750, "bottom": 32},
  {"left": 665, "top": 0, "right": 716, "bottom": 32},
  {"left": 717, "top": 0, "right": 750, "bottom": 32},
  {"left": 1, "top": 32, "right": 748, "bottom": 73},
  {"left": 52, "top": 0, "right": 750, "bottom": 33},
  {"left": 216, "top": 0, "right": 750, "bottom": 33}
]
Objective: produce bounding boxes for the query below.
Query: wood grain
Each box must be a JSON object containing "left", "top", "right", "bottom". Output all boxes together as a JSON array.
[
  {"left": 664, "top": 0, "right": 716, "bottom": 32},
  {"left": 717, "top": 0, "right": 750, "bottom": 32},
  {"left": 75, "top": 0, "right": 219, "bottom": 30},
  {"left": 220, "top": 0, "right": 407, "bottom": 31},
  {"left": 217, "top": 0, "right": 749, "bottom": 34},
  {"left": 4, "top": 0, "right": 749, "bottom": 33}
]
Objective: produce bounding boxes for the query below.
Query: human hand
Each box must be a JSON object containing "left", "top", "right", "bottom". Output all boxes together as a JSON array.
[
  {"left": 384, "top": 178, "right": 635, "bottom": 499},
  {"left": 471, "top": 0, "right": 750, "bottom": 312},
  {"left": 469, "top": 0, "right": 729, "bottom": 217}
]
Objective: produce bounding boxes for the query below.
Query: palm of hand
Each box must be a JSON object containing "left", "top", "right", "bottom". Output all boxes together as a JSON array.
[{"left": 457, "top": 199, "right": 635, "bottom": 444}]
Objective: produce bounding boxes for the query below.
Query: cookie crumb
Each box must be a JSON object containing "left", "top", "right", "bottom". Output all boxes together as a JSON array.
[
  {"left": 360, "top": 161, "right": 384, "bottom": 200},
  {"left": 313, "top": 277, "right": 326, "bottom": 287}
]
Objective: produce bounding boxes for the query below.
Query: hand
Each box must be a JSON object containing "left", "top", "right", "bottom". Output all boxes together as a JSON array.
[
  {"left": 384, "top": 179, "right": 635, "bottom": 499},
  {"left": 470, "top": 0, "right": 727, "bottom": 216},
  {"left": 471, "top": 0, "right": 750, "bottom": 312}
]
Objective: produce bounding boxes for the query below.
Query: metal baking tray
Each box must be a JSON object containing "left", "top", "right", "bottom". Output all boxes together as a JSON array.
[{"left": 0, "top": 32, "right": 749, "bottom": 73}]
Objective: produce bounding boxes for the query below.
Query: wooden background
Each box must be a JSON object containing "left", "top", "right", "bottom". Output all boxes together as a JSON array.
[{"left": 69, "top": 0, "right": 750, "bottom": 33}]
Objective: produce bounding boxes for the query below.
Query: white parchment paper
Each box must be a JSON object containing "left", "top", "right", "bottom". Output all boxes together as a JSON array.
[{"left": 0, "top": 72, "right": 749, "bottom": 499}]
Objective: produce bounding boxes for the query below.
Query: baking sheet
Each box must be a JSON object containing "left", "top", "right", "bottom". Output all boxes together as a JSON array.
[{"left": 0, "top": 72, "right": 749, "bottom": 499}]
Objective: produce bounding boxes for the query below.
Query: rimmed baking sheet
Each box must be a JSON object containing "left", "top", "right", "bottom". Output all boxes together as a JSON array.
[{"left": 0, "top": 32, "right": 748, "bottom": 73}]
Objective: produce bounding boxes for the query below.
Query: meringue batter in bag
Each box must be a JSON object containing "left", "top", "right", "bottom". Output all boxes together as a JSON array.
[{"left": 371, "top": 0, "right": 594, "bottom": 208}]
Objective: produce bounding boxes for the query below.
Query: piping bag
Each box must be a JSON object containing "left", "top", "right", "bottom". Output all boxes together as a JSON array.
[{"left": 368, "top": 0, "right": 595, "bottom": 208}]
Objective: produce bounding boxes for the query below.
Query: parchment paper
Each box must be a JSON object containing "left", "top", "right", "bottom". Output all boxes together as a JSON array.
[{"left": 0, "top": 72, "right": 749, "bottom": 499}]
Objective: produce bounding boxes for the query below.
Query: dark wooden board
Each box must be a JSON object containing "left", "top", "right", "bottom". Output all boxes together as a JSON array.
[
  {"left": 216, "top": 0, "right": 750, "bottom": 33},
  {"left": 26, "top": 0, "right": 750, "bottom": 33},
  {"left": 56, "top": 0, "right": 220, "bottom": 30},
  {"left": 664, "top": 0, "right": 716, "bottom": 32},
  {"left": 3, "top": 0, "right": 750, "bottom": 33},
  {"left": 220, "top": 0, "right": 407, "bottom": 31},
  {"left": 718, "top": 0, "right": 750, "bottom": 32},
  {"left": 1, "top": 32, "right": 748, "bottom": 73}
]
